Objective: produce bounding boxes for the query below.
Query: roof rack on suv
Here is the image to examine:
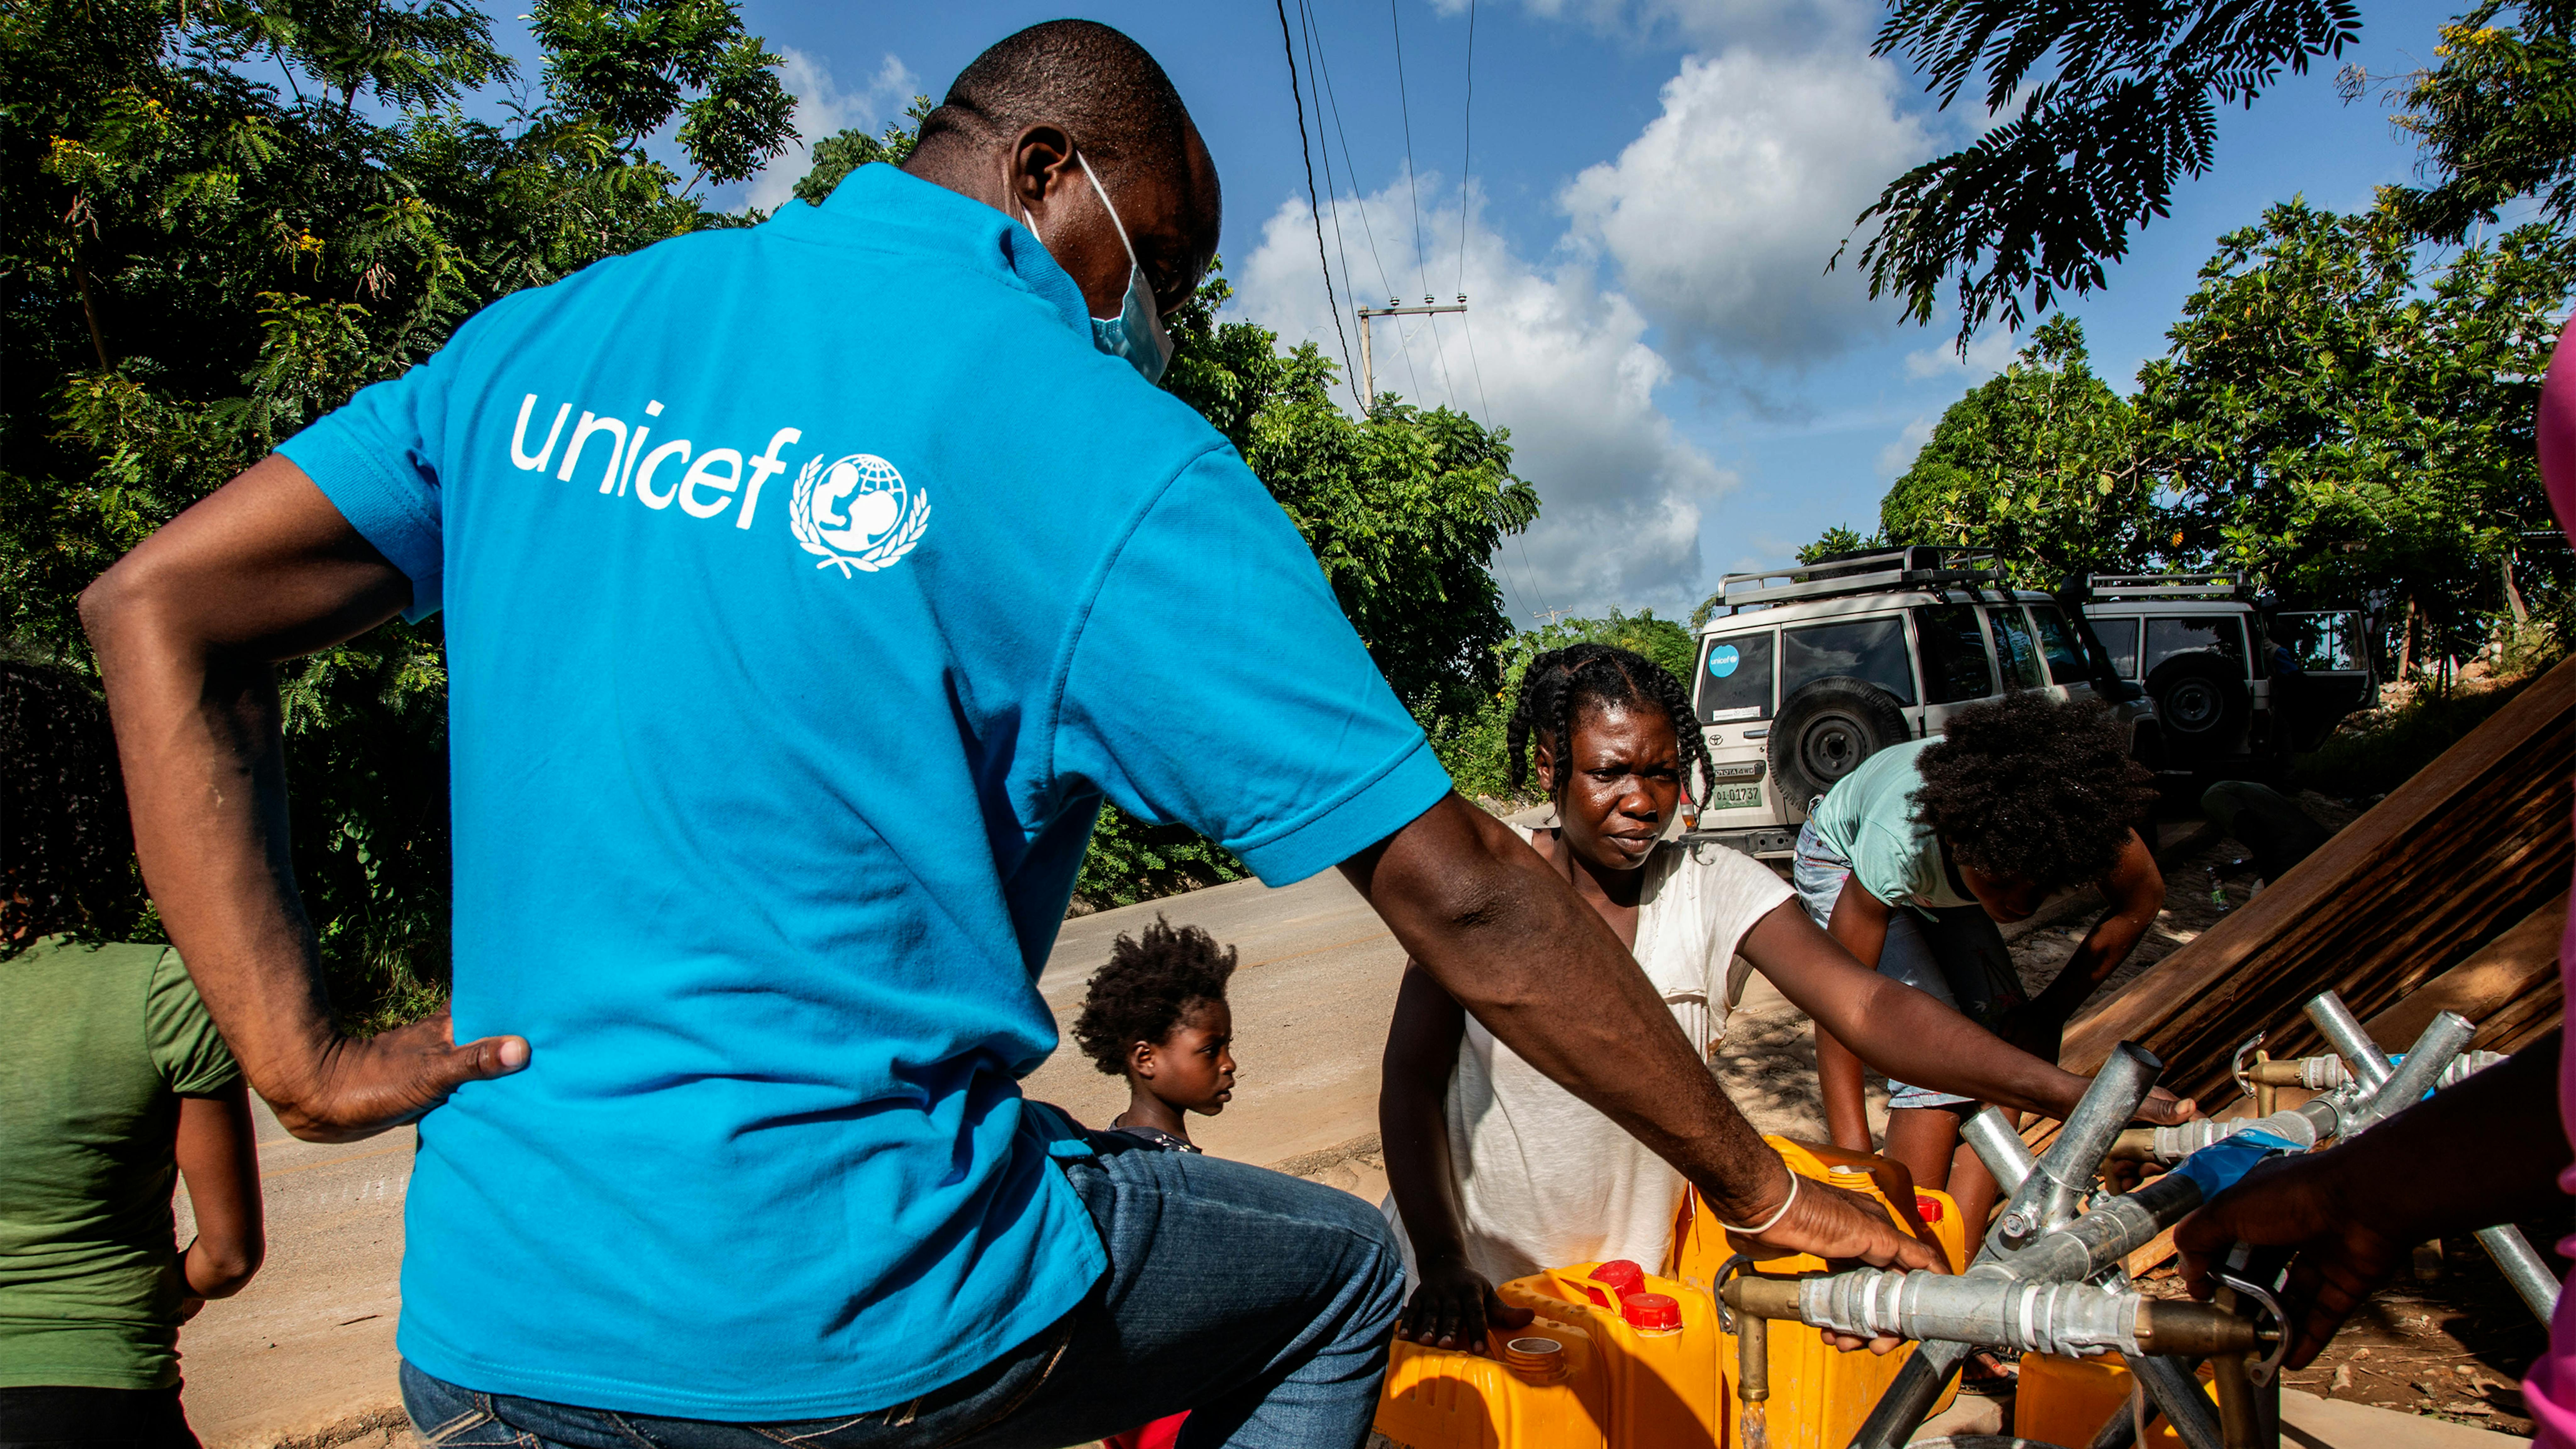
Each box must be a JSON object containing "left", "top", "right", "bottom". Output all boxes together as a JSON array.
[
  {"left": 2085, "top": 572, "right": 2247, "bottom": 602},
  {"left": 1715, "top": 546, "right": 2009, "bottom": 611}
]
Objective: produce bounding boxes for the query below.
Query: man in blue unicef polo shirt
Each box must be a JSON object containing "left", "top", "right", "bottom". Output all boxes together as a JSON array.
[{"left": 83, "top": 21, "right": 1929, "bottom": 1448}]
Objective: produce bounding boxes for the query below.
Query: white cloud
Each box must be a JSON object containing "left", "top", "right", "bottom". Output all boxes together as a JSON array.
[
  {"left": 1432, "top": 0, "right": 1870, "bottom": 53},
  {"left": 744, "top": 50, "right": 919, "bottom": 214},
  {"left": 1236, "top": 176, "right": 1735, "bottom": 618},
  {"left": 1903, "top": 328, "right": 2016, "bottom": 381},
  {"left": 1558, "top": 49, "right": 1933, "bottom": 367},
  {"left": 1876, "top": 414, "right": 1936, "bottom": 477}
]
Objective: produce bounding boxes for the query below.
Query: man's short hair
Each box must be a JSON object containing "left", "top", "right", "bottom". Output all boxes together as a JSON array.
[{"left": 921, "top": 20, "right": 1196, "bottom": 185}]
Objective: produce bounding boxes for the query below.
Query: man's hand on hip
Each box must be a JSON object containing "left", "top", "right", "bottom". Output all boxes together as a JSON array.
[{"left": 280, "top": 1008, "right": 530, "bottom": 1142}]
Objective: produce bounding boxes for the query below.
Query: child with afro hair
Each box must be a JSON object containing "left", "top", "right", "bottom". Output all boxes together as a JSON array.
[
  {"left": 1072, "top": 918, "right": 1239, "bottom": 1153},
  {"left": 1797, "top": 690, "right": 2172, "bottom": 1242}
]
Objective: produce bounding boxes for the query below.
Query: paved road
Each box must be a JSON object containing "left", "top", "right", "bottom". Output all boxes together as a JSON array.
[{"left": 178, "top": 869, "right": 1407, "bottom": 1449}]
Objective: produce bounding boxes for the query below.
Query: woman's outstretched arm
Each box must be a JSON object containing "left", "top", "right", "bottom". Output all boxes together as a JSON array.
[{"left": 1745, "top": 899, "right": 2195, "bottom": 1124}]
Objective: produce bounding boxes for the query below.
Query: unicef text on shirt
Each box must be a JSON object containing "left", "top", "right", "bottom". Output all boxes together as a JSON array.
[{"left": 509, "top": 393, "right": 800, "bottom": 529}]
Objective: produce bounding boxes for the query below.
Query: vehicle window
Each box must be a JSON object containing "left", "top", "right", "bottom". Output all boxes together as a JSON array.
[
  {"left": 2097, "top": 618, "right": 2141, "bottom": 678},
  {"left": 1987, "top": 607, "right": 2047, "bottom": 690},
  {"left": 1913, "top": 605, "right": 1994, "bottom": 704},
  {"left": 2145, "top": 615, "right": 2248, "bottom": 678},
  {"left": 2279, "top": 612, "right": 2362, "bottom": 671},
  {"left": 1781, "top": 616, "right": 1917, "bottom": 706},
  {"left": 1697, "top": 630, "right": 1775, "bottom": 722},
  {"left": 2027, "top": 605, "right": 2089, "bottom": 685}
]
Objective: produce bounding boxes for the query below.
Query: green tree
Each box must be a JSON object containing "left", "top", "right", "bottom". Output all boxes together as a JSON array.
[
  {"left": 1, "top": 0, "right": 793, "bottom": 1022},
  {"left": 1847, "top": 0, "right": 2361, "bottom": 345},
  {"left": 1795, "top": 526, "right": 1887, "bottom": 565},
  {"left": 2134, "top": 200, "right": 2576, "bottom": 654},
  {"left": 792, "top": 96, "right": 930, "bottom": 204},
  {"left": 2380, "top": 0, "right": 2576, "bottom": 242},
  {"left": 1879, "top": 316, "right": 2160, "bottom": 585},
  {"left": 1160, "top": 275, "right": 1541, "bottom": 724},
  {"left": 1425, "top": 609, "right": 1697, "bottom": 804},
  {"left": 1071, "top": 269, "right": 1543, "bottom": 907}
]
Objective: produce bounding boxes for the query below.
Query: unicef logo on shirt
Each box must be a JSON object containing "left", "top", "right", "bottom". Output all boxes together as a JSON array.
[{"left": 789, "top": 453, "right": 932, "bottom": 576}]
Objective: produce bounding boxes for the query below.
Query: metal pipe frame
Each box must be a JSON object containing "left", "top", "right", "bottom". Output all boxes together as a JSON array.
[{"left": 1848, "top": 1045, "right": 2168, "bottom": 1449}]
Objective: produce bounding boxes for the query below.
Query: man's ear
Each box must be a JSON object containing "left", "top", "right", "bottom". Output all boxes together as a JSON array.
[{"left": 1007, "top": 123, "right": 1080, "bottom": 221}]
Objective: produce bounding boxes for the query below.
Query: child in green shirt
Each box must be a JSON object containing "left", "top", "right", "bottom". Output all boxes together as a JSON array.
[{"left": 0, "top": 663, "right": 264, "bottom": 1447}]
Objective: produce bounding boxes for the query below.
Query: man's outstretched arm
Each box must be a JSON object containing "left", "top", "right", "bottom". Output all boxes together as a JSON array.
[
  {"left": 1342, "top": 796, "right": 1938, "bottom": 1271},
  {"left": 83, "top": 455, "right": 527, "bottom": 1142}
]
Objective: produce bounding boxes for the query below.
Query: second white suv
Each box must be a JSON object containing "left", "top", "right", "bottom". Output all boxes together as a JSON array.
[{"left": 2075, "top": 573, "right": 2378, "bottom": 774}]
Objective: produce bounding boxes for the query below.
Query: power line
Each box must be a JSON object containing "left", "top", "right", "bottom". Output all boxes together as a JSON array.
[
  {"left": 1306, "top": 3, "right": 1425, "bottom": 406},
  {"left": 1458, "top": 0, "right": 1476, "bottom": 300},
  {"left": 1454, "top": 0, "right": 1494, "bottom": 427},
  {"left": 1296, "top": 0, "right": 1369, "bottom": 411},
  {"left": 1275, "top": 0, "right": 1357, "bottom": 407},
  {"left": 1294, "top": 2, "right": 1362, "bottom": 344},
  {"left": 1386, "top": 0, "right": 1459, "bottom": 410}
]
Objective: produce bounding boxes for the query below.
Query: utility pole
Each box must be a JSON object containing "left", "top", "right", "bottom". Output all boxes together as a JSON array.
[
  {"left": 1530, "top": 606, "right": 1573, "bottom": 625},
  {"left": 1354, "top": 294, "right": 1466, "bottom": 416}
]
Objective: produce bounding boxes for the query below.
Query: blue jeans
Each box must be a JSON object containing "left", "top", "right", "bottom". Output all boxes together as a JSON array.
[{"left": 398, "top": 1132, "right": 1404, "bottom": 1449}]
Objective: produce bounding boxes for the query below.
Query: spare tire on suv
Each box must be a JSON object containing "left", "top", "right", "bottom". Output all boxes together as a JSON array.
[
  {"left": 2143, "top": 653, "right": 2249, "bottom": 763},
  {"left": 1770, "top": 677, "right": 1910, "bottom": 810}
]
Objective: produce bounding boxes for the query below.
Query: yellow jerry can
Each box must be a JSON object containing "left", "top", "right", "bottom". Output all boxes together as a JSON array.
[
  {"left": 1496, "top": 1258, "right": 1727, "bottom": 1449},
  {"left": 2015, "top": 1350, "right": 2219, "bottom": 1448},
  {"left": 1372, "top": 1319, "right": 1609, "bottom": 1449},
  {"left": 1668, "top": 1135, "right": 1969, "bottom": 1449}
]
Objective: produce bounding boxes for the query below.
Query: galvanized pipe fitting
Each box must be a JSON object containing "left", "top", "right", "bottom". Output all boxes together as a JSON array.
[
  {"left": 1962, "top": 1104, "right": 2037, "bottom": 1193},
  {"left": 2000, "top": 1173, "right": 2206, "bottom": 1283},
  {"left": 2304, "top": 992, "right": 2391, "bottom": 1088},
  {"left": 2342, "top": 1012, "right": 2476, "bottom": 1136},
  {"left": 1722, "top": 1271, "right": 2261, "bottom": 1360},
  {"left": 2001, "top": 1043, "right": 2165, "bottom": 1250}
]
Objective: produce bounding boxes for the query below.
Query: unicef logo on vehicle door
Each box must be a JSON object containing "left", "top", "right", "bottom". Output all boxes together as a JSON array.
[
  {"left": 1708, "top": 644, "right": 1740, "bottom": 678},
  {"left": 789, "top": 453, "right": 931, "bottom": 576}
]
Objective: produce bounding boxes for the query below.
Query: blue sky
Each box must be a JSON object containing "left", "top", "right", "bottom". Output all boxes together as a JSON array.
[{"left": 484, "top": 0, "right": 2476, "bottom": 624}]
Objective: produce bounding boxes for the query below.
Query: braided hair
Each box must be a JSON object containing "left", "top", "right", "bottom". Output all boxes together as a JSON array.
[
  {"left": 2, "top": 662, "right": 147, "bottom": 950},
  {"left": 1506, "top": 642, "right": 1715, "bottom": 806}
]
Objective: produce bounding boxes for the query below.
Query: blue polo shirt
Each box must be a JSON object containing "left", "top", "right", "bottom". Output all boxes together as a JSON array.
[{"left": 278, "top": 164, "right": 1451, "bottom": 1420}]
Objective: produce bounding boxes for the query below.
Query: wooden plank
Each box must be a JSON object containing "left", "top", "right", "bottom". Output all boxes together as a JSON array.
[
  {"left": 2054, "top": 656, "right": 2576, "bottom": 1107},
  {"left": 2364, "top": 893, "right": 2566, "bottom": 1052}
]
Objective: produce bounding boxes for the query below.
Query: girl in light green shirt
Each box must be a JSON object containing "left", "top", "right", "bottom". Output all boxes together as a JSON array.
[{"left": 1, "top": 662, "right": 263, "bottom": 1448}]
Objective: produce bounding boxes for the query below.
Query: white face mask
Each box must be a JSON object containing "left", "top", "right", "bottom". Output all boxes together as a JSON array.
[{"left": 1025, "top": 152, "right": 1175, "bottom": 384}]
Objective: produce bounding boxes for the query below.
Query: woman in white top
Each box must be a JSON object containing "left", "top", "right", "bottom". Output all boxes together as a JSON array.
[{"left": 1379, "top": 643, "right": 2187, "bottom": 1351}]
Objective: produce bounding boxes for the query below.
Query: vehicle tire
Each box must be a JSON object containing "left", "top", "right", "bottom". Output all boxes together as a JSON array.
[
  {"left": 2144, "top": 653, "right": 2250, "bottom": 763},
  {"left": 1770, "top": 677, "right": 1909, "bottom": 810}
]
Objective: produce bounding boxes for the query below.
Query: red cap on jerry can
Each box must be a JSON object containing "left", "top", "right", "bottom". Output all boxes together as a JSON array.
[
  {"left": 1592, "top": 1260, "right": 1647, "bottom": 1295},
  {"left": 1621, "top": 1292, "right": 1682, "bottom": 1330},
  {"left": 1916, "top": 1194, "right": 1945, "bottom": 1222}
]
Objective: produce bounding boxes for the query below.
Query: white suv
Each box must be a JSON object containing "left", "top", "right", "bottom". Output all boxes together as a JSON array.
[
  {"left": 1685, "top": 548, "right": 2148, "bottom": 859},
  {"left": 2075, "top": 574, "right": 2378, "bottom": 774}
]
